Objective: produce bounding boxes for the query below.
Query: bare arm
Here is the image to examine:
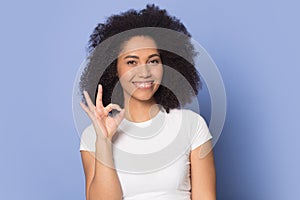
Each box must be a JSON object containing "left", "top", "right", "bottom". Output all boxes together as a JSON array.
[
  {"left": 81, "top": 139, "right": 122, "bottom": 200},
  {"left": 190, "top": 140, "right": 216, "bottom": 200},
  {"left": 80, "top": 84, "right": 125, "bottom": 200},
  {"left": 80, "top": 151, "right": 95, "bottom": 200}
]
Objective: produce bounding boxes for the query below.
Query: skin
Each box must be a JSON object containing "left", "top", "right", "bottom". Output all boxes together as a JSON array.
[
  {"left": 117, "top": 36, "right": 163, "bottom": 122},
  {"left": 80, "top": 36, "right": 216, "bottom": 200}
]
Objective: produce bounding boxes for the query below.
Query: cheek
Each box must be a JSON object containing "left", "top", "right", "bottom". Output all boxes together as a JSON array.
[
  {"left": 151, "top": 66, "right": 163, "bottom": 81},
  {"left": 117, "top": 63, "right": 133, "bottom": 79},
  {"left": 118, "top": 67, "right": 137, "bottom": 87}
]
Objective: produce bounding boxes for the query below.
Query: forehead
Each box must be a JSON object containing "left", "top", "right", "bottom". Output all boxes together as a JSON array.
[{"left": 119, "top": 36, "right": 158, "bottom": 55}]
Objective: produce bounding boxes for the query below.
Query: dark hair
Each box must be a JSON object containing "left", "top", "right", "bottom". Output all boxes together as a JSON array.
[{"left": 79, "top": 4, "right": 201, "bottom": 113}]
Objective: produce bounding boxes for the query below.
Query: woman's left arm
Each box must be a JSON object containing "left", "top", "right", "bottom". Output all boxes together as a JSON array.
[{"left": 190, "top": 140, "right": 216, "bottom": 200}]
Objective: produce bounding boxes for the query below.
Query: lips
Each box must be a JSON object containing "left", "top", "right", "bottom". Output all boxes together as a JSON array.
[{"left": 132, "top": 81, "right": 154, "bottom": 89}]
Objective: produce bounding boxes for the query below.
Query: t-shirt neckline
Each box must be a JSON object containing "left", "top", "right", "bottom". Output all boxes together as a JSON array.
[{"left": 122, "top": 106, "right": 166, "bottom": 127}]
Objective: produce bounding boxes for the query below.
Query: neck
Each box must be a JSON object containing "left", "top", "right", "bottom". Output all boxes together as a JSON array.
[{"left": 123, "top": 96, "right": 160, "bottom": 123}]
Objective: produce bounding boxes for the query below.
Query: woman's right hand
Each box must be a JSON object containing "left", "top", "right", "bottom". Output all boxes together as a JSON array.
[{"left": 80, "top": 84, "right": 125, "bottom": 141}]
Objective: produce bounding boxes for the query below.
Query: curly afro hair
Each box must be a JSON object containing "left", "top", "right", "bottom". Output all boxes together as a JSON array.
[{"left": 79, "top": 4, "right": 202, "bottom": 113}]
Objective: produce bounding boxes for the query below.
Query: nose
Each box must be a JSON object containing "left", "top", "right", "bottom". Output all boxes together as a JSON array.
[{"left": 137, "top": 64, "right": 151, "bottom": 78}]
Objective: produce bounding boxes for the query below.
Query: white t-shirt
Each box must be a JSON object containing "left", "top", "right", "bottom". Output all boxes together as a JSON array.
[{"left": 79, "top": 107, "right": 212, "bottom": 200}]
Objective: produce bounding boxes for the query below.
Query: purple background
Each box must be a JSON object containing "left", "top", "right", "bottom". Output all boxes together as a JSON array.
[{"left": 0, "top": 0, "right": 299, "bottom": 199}]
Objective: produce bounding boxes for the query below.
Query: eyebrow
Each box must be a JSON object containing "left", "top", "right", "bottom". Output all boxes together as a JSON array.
[{"left": 124, "top": 53, "right": 160, "bottom": 60}]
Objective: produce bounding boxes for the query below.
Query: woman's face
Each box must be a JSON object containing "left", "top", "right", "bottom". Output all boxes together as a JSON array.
[{"left": 117, "top": 36, "right": 163, "bottom": 103}]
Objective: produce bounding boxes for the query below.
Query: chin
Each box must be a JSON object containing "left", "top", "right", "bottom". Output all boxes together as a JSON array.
[{"left": 131, "top": 93, "right": 155, "bottom": 102}]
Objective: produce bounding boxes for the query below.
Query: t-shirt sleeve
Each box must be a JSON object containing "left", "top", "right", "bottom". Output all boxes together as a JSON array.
[
  {"left": 190, "top": 112, "right": 213, "bottom": 151},
  {"left": 79, "top": 124, "right": 96, "bottom": 152}
]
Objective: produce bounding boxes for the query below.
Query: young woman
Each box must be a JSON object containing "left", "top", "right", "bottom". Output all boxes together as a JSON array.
[{"left": 79, "top": 4, "right": 216, "bottom": 200}]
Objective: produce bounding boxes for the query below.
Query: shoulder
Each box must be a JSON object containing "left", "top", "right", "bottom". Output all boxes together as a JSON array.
[
  {"left": 167, "top": 108, "right": 208, "bottom": 135},
  {"left": 81, "top": 124, "right": 96, "bottom": 138},
  {"left": 168, "top": 108, "right": 212, "bottom": 150},
  {"left": 79, "top": 124, "right": 96, "bottom": 152}
]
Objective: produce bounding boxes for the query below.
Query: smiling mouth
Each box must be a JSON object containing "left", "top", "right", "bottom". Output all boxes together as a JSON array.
[{"left": 132, "top": 81, "right": 154, "bottom": 89}]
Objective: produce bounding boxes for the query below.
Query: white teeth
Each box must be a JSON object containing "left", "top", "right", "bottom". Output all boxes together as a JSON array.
[{"left": 133, "top": 81, "right": 153, "bottom": 88}]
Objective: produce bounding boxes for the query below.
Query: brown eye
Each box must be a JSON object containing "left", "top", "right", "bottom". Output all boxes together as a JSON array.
[
  {"left": 127, "top": 60, "right": 137, "bottom": 65},
  {"left": 148, "top": 59, "right": 160, "bottom": 65}
]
